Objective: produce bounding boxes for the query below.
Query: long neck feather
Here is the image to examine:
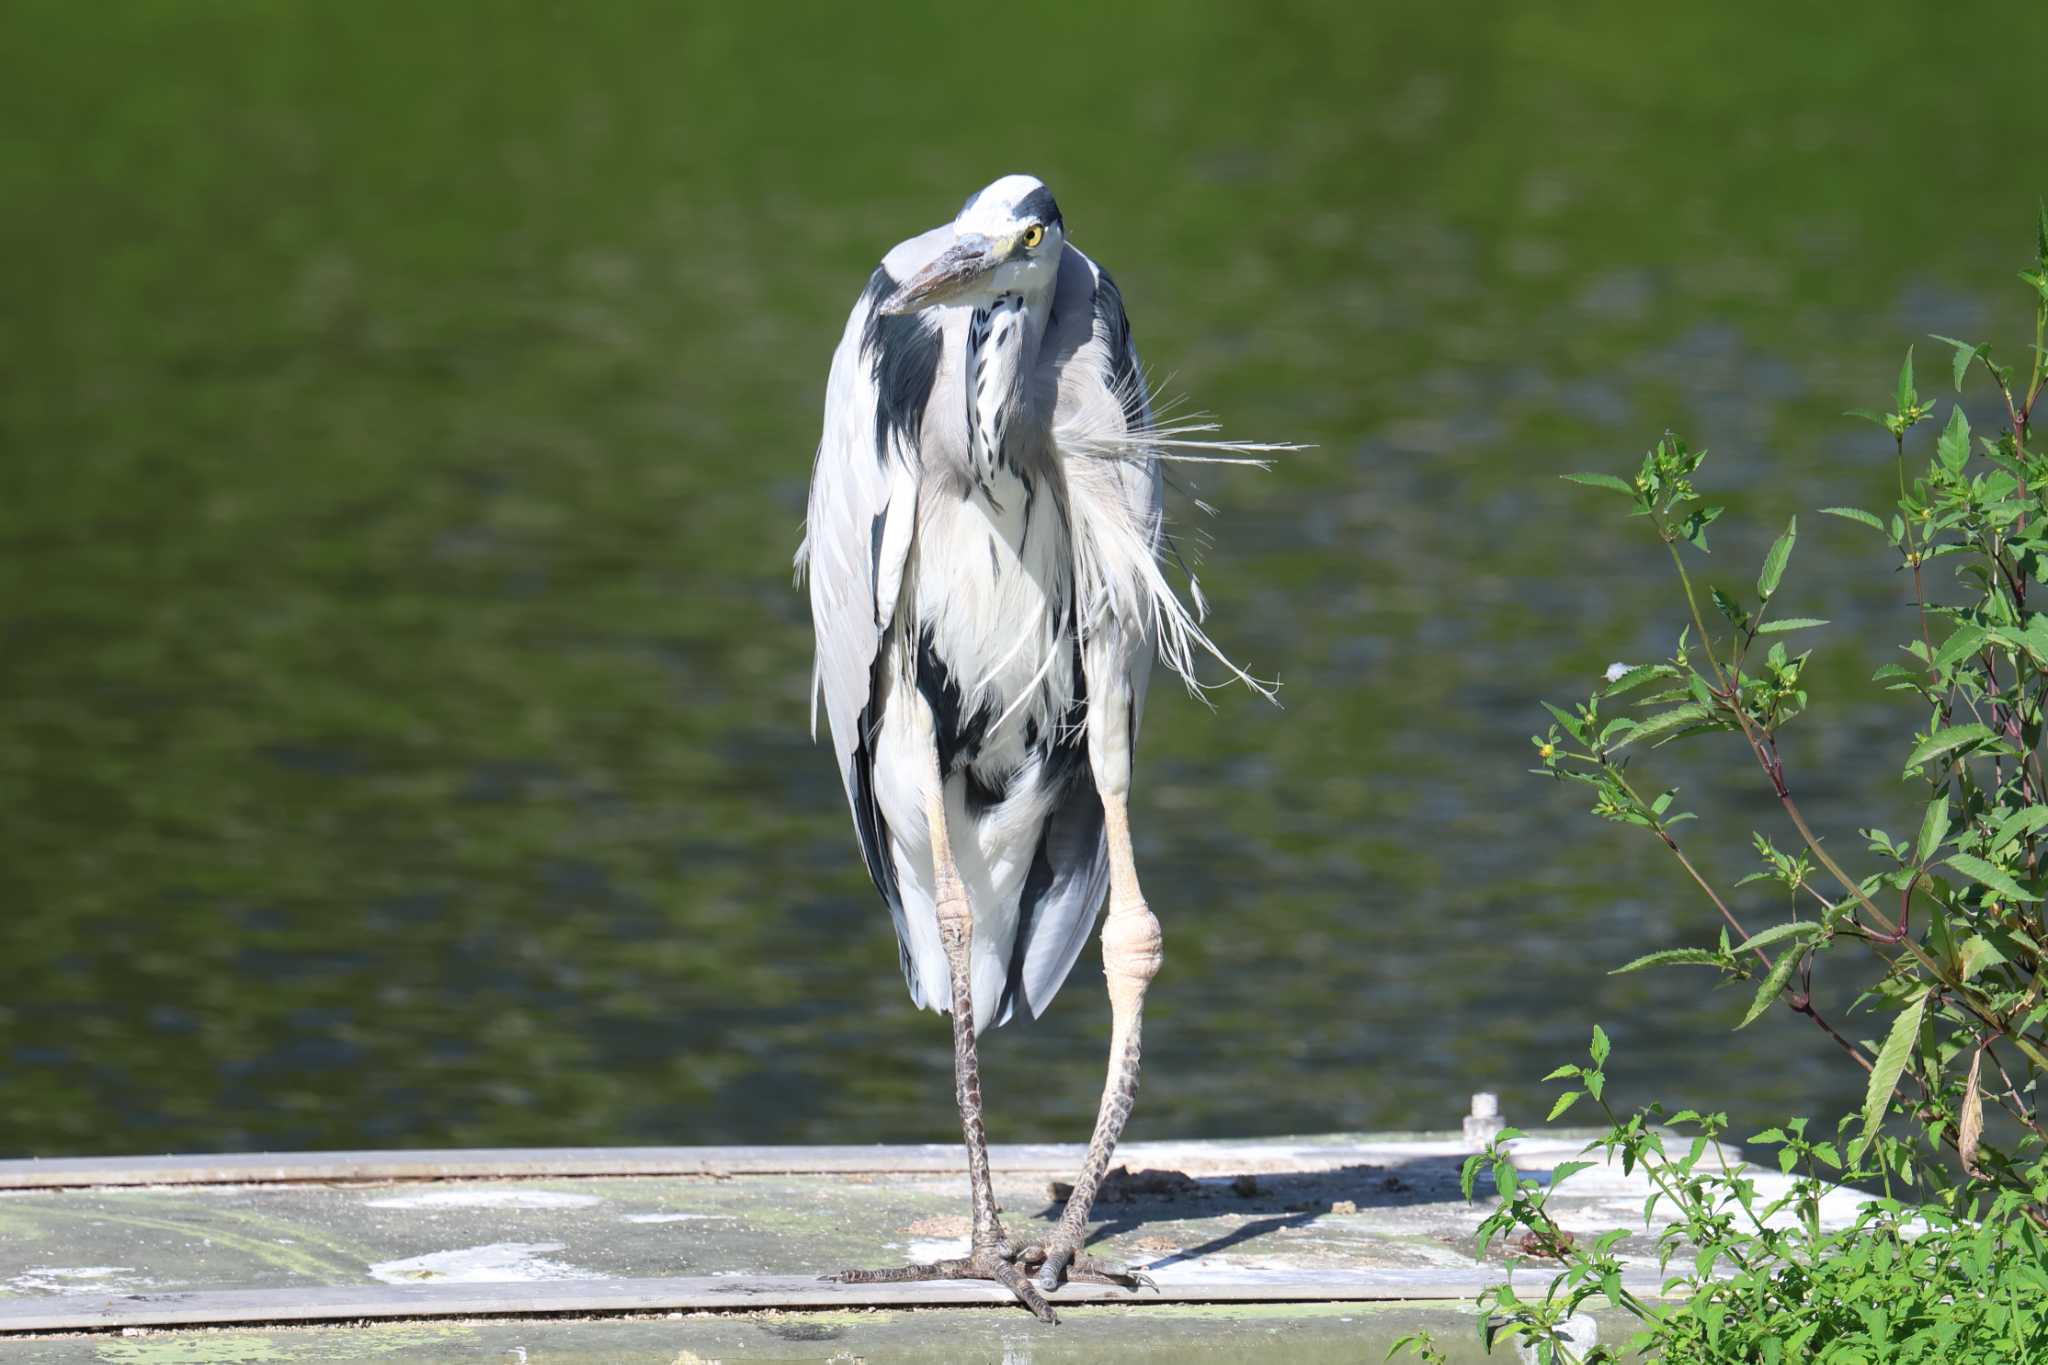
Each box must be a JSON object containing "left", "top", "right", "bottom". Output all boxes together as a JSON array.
[{"left": 965, "top": 295, "right": 1030, "bottom": 487}]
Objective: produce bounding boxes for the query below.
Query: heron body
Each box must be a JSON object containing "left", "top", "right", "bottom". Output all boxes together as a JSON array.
[
  {"left": 808, "top": 189, "right": 1160, "bottom": 1034},
  {"left": 798, "top": 174, "right": 1268, "bottom": 1319}
]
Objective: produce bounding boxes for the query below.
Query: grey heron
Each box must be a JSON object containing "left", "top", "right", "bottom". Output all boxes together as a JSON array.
[{"left": 796, "top": 174, "right": 1277, "bottom": 1321}]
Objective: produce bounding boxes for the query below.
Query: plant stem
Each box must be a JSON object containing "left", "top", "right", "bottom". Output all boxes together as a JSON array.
[
  {"left": 1606, "top": 730, "right": 1875, "bottom": 1069},
  {"left": 1610, "top": 768, "right": 1759, "bottom": 959},
  {"left": 1662, "top": 536, "right": 1901, "bottom": 930}
]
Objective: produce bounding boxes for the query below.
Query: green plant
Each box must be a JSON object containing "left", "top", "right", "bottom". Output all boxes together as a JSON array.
[
  {"left": 1398, "top": 215, "right": 2048, "bottom": 1363},
  {"left": 1394, "top": 1033, "right": 2048, "bottom": 1363}
]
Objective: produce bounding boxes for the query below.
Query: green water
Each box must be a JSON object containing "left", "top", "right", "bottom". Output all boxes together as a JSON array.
[{"left": 1, "top": 2, "right": 2039, "bottom": 1156}]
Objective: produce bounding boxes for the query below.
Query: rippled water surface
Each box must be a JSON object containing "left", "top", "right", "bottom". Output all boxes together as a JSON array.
[{"left": 2, "top": 3, "right": 2041, "bottom": 1155}]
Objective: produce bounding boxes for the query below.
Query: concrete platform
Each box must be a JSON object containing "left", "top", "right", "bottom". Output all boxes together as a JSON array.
[{"left": 0, "top": 1127, "right": 1870, "bottom": 1361}]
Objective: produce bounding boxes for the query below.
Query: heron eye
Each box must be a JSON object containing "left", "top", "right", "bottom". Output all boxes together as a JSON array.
[{"left": 1020, "top": 224, "right": 1044, "bottom": 249}]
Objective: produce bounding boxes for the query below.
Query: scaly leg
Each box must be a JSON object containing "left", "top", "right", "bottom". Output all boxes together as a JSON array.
[
  {"left": 831, "top": 715, "right": 1056, "bottom": 1320},
  {"left": 1016, "top": 679, "right": 1162, "bottom": 1294}
]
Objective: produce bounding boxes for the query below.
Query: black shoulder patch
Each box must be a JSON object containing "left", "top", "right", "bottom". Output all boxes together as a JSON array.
[
  {"left": 1015, "top": 185, "right": 1063, "bottom": 231},
  {"left": 858, "top": 263, "right": 893, "bottom": 316},
  {"left": 1091, "top": 266, "right": 1144, "bottom": 428},
  {"left": 859, "top": 265, "right": 942, "bottom": 463}
]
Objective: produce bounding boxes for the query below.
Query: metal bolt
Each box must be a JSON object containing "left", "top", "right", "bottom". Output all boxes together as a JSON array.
[{"left": 1464, "top": 1091, "right": 1504, "bottom": 1144}]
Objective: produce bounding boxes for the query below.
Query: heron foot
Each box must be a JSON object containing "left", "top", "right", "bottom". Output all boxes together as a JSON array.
[
  {"left": 1013, "top": 1240, "right": 1158, "bottom": 1295},
  {"left": 827, "top": 1244, "right": 1059, "bottom": 1323}
]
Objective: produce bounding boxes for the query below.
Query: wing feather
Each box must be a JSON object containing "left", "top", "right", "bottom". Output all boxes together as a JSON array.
[{"left": 801, "top": 239, "right": 949, "bottom": 995}]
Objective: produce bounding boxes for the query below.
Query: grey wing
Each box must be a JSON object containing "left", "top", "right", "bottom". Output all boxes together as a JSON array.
[
  {"left": 799, "top": 242, "right": 947, "bottom": 988},
  {"left": 995, "top": 245, "right": 1164, "bottom": 1024}
]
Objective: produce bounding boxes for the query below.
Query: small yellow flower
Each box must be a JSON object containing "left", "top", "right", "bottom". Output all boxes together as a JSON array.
[{"left": 1538, "top": 742, "right": 1556, "bottom": 760}]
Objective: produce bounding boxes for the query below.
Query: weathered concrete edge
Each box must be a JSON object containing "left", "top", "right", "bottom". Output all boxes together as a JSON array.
[
  {"left": 0, "top": 1133, "right": 1613, "bottom": 1191},
  {"left": 0, "top": 1269, "right": 1674, "bottom": 1334}
]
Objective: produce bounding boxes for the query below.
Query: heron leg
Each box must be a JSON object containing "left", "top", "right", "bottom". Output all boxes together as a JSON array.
[
  {"left": 924, "top": 740, "right": 1005, "bottom": 1255},
  {"left": 1016, "top": 680, "right": 1163, "bottom": 1294},
  {"left": 829, "top": 723, "right": 1059, "bottom": 1322}
]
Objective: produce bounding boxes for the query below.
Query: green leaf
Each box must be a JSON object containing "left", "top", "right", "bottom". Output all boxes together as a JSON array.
[
  {"left": 1930, "top": 625, "right": 1989, "bottom": 671},
  {"left": 1590, "top": 1024, "right": 1610, "bottom": 1067},
  {"left": 1756, "top": 617, "right": 1829, "bottom": 634},
  {"left": 1547, "top": 1090, "right": 1581, "bottom": 1122},
  {"left": 1819, "top": 506, "right": 1884, "bottom": 531},
  {"left": 1679, "top": 504, "right": 1723, "bottom": 552},
  {"left": 1895, "top": 346, "right": 1917, "bottom": 414},
  {"left": 1916, "top": 794, "right": 1949, "bottom": 864},
  {"left": 1539, "top": 700, "right": 1585, "bottom": 744},
  {"left": 1937, "top": 404, "right": 1971, "bottom": 471},
  {"left": 1946, "top": 853, "right": 2035, "bottom": 902},
  {"left": 1758, "top": 517, "right": 1796, "bottom": 599},
  {"left": 1599, "top": 663, "right": 1676, "bottom": 698},
  {"left": 1711, "top": 585, "right": 1748, "bottom": 630},
  {"left": 1734, "top": 921, "right": 1825, "bottom": 954},
  {"left": 1737, "top": 949, "right": 1802, "bottom": 1029},
  {"left": 2018, "top": 616, "right": 2048, "bottom": 667},
  {"left": 1989, "top": 805, "right": 2048, "bottom": 855},
  {"left": 1860, "top": 990, "right": 1927, "bottom": 1146},
  {"left": 1617, "top": 702, "right": 1713, "bottom": 749},
  {"left": 1905, "top": 723, "right": 1996, "bottom": 769},
  {"left": 1609, "top": 948, "right": 1725, "bottom": 974},
  {"left": 1931, "top": 334, "right": 1982, "bottom": 392},
  {"left": 1562, "top": 471, "right": 1635, "bottom": 496},
  {"left": 1959, "top": 934, "right": 2009, "bottom": 981}
]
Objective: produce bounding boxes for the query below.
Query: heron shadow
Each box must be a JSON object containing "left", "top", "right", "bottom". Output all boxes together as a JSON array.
[{"left": 1025, "top": 1155, "right": 1486, "bottom": 1260}]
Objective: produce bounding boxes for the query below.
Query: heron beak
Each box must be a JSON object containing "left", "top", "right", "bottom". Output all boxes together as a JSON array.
[{"left": 879, "top": 235, "right": 1001, "bottom": 314}]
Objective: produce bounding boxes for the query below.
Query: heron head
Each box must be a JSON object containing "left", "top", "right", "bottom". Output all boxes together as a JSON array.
[{"left": 879, "top": 174, "right": 1065, "bottom": 315}]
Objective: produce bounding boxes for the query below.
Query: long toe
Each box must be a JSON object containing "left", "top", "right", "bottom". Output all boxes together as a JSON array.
[
  {"left": 1065, "top": 1252, "right": 1157, "bottom": 1292},
  {"left": 993, "top": 1257, "right": 1059, "bottom": 1324},
  {"left": 1031, "top": 1245, "right": 1075, "bottom": 1293},
  {"left": 827, "top": 1256, "right": 976, "bottom": 1284},
  {"left": 827, "top": 1249, "right": 1058, "bottom": 1323}
]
